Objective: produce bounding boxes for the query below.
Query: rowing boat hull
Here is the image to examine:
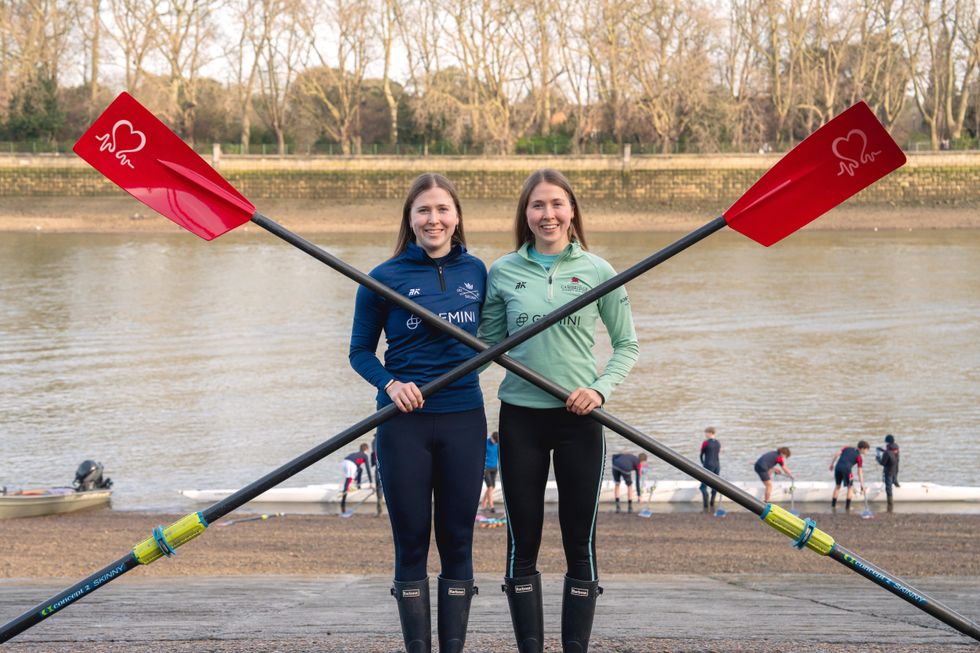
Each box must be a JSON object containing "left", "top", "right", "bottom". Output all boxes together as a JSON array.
[
  {"left": 179, "top": 481, "right": 980, "bottom": 505},
  {"left": 0, "top": 489, "right": 112, "bottom": 519}
]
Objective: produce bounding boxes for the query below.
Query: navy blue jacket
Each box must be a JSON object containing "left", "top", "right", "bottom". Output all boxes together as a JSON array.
[{"left": 349, "top": 242, "right": 486, "bottom": 413}]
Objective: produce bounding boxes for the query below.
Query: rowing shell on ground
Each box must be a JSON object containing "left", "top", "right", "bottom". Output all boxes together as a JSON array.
[{"left": 179, "top": 481, "right": 980, "bottom": 505}]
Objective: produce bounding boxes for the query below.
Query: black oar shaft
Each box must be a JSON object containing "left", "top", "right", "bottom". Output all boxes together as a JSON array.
[
  {"left": 830, "top": 546, "right": 980, "bottom": 640},
  {"left": 0, "top": 554, "right": 138, "bottom": 642}
]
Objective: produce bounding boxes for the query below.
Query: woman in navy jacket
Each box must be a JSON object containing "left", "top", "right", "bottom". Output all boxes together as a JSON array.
[{"left": 349, "top": 173, "right": 487, "bottom": 653}]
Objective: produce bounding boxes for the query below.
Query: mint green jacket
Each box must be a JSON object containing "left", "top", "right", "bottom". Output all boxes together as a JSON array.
[{"left": 478, "top": 241, "right": 639, "bottom": 408}]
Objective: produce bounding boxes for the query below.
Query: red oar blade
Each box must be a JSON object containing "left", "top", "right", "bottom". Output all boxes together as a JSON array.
[
  {"left": 73, "top": 92, "right": 255, "bottom": 240},
  {"left": 724, "top": 102, "right": 906, "bottom": 246}
]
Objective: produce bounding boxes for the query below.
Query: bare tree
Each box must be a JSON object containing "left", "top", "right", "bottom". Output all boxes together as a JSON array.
[
  {"left": 627, "top": 0, "right": 717, "bottom": 153},
  {"left": 7, "top": 0, "right": 74, "bottom": 85},
  {"left": 298, "top": 0, "right": 373, "bottom": 155},
  {"left": 950, "top": 0, "right": 978, "bottom": 140},
  {"left": 0, "top": 2, "right": 13, "bottom": 117},
  {"left": 580, "top": 0, "right": 635, "bottom": 145},
  {"left": 719, "top": 0, "right": 769, "bottom": 150},
  {"left": 443, "top": 0, "right": 529, "bottom": 153},
  {"left": 108, "top": 0, "right": 160, "bottom": 94},
  {"left": 253, "top": 0, "right": 306, "bottom": 154},
  {"left": 555, "top": 0, "right": 602, "bottom": 153},
  {"left": 511, "top": 0, "right": 561, "bottom": 136},
  {"left": 741, "top": 0, "right": 818, "bottom": 146},
  {"left": 377, "top": 0, "right": 401, "bottom": 145},
  {"left": 395, "top": 0, "right": 468, "bottom": 147},
  {"left": 69, "top": 0, "right": 104, "bottom": 116},
  {"left": 901, "top": 0, "right": 977, "bottom": 147},
  {"left": 797, "top": 0, "right": 862, "bottom": 129},
  {"left": 845, "top": 0, "right": 908, "bottom": 129},
  {"left": 228, "top": 0, "right": 280, "bottom": 152},
  {"left": 153, "top": 0, "right": 217, "bottom": 138}
]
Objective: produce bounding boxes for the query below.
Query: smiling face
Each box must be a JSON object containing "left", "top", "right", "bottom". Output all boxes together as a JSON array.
[
  {"left": 525, "top": 182, "right": 573, "bottom": 254},
  {"left": 410, "top": 187, "right": 459, "bottom": 257}
]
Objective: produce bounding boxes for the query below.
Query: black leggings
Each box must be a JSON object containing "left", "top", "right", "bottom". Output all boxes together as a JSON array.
[
  {"left": 499, "top": 402, "right": 606, "bottom": 582},
  {"left": 376, "top": 407, "right": 486, "bottom": 582}
]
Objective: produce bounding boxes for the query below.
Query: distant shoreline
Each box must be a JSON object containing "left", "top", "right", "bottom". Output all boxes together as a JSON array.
[{"left": 0, "top": 197, "right": 978, "bottom": 235}]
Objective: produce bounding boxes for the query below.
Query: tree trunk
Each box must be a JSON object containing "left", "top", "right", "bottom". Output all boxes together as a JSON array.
[
  {"left": 241, "top": 112, "right": 251, "bottom": 153},
  {"left": 89, "top": 0, "right": 101, "bottom": 117}
]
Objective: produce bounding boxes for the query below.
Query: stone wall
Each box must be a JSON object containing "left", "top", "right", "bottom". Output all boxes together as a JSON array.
[{"left": 0, "top": 153, "right": 976, "bottom": 207}]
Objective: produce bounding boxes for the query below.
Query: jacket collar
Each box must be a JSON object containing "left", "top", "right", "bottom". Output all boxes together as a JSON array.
[
  {"left": 517, "top": 240, "right": 583, "bottom": 261},
  {"left": 403, "top": 240, "right": 465, "bottom": 264}
]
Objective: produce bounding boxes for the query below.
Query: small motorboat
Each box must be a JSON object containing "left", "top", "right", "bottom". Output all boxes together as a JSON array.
[{"left": 0, "top": 460, "right": 113, "bottom": 519}]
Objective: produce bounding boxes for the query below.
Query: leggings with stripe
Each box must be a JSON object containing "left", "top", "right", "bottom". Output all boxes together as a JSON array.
[
  {"left": 376, "top": 406, "right": 486, "bottom": 582},
  {"left": 499, "top": 402, "right": 606, "bottom": 582}
]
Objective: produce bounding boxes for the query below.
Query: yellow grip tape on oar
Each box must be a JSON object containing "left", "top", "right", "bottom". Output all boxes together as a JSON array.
[
  {"left": 761, "top": 504, "right": 834, "bottom": 555},
  {"left": 133, "top": 512, "right": 208, "bottom": 565}
]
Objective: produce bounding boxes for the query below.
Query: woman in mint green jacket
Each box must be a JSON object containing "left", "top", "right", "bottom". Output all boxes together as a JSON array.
[{"left": 478, "top": 168, "right": 638, "bottom": 653}]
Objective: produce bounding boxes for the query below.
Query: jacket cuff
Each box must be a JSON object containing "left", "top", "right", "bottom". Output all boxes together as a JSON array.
[{"left": 588, "top": 382, "right": 609, "bottom": 404}]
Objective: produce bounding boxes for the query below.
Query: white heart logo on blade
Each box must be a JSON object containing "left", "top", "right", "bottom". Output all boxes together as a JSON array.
[
  {"left": 832, "top": 129, "right": 882, "bottom": 177},
  {"left": 94, "top": 120, "right": 147, "bottom": 169},
  {"left": 832, "top": 129, "right": 865, "bottom": 177}
]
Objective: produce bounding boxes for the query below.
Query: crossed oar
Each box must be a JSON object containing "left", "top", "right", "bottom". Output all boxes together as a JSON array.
[{"left": 2, "top": 94, "right": 977, "bottom": 643}]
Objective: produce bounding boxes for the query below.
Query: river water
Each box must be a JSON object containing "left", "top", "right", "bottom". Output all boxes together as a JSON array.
[{"left": 1, "top": 228, "right": 978, "bottom": 512}]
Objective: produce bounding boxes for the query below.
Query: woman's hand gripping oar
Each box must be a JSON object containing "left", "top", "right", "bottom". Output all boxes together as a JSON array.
[{"left": 4, "top": 95, "right": 977, "bottom": 643}]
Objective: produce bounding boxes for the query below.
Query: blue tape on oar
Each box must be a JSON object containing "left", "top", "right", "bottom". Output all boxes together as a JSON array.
[
  {"left": 152, "top": 525, "right": 176, "bottom": 557},
  {"left": 793, "top": 518, "right": 818, "bottom": 550}
]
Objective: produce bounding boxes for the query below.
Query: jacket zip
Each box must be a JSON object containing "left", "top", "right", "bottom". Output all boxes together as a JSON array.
[
  {"left": 437, "top": 264, "right": 446, "bottom": 292},
  {"left": 522, "top": 244, "right": 571, "bottom": 302},
  {"left": 546, "top": 254, "right": 568, "bottom": 302}
]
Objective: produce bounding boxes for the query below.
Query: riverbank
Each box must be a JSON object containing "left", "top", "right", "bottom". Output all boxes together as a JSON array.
[
  {"left": 0, "top": 197, "right": 978, "bottom": 235},
  {"left": 4, "top": 510, "right": 980, "bottom": 579},
  {"left": 4, "top": 511, "right": 979, "bottom": 651}
]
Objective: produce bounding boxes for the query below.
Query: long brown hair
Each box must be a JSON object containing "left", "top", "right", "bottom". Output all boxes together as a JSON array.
[
  {"left": 513, "top": 168, "right": 588, "bottom": 251},
  {"left": 393, "top": 173, "right": 466, "bottom": 256}
]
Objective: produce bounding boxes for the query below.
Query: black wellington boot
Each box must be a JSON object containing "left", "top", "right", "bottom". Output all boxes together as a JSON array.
[
  {"left": 502, "top": 573, "right": 544, "bottom": 653},
  {"left": 561, "top": 576, "right": 602, "bottom": 653},
  {"left": 391, "top": 578, "right": 431, "bottom": 653},
  {"left": 437, "top": 577, "right": 478, "bottom": 653}
]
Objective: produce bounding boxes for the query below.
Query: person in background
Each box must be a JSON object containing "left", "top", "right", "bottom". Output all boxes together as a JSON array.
[
  {"left": 877, "top": 434, "right": 901, "bottom": 510},
  {"left": 341, "top": 443, "right": 373, "bottom": 514},
  {"left": 482, "top": 431, "right": 500, "bottom": 514},
  {"left": 754, "top": 447, "right": 794, "bottom": 503},
  {"left": 611, "top": 452, "right": 647, "bottom": 513},
  {"left": 829, "top": 440, "right": 870, "bottom": 511},
  {"left": 699, "top": 427, "right": 721, "bottom": 511},
  {"left": 479, "top": 168, "right": 639, "bottom": 653},
  {"left": 348, "top": 173, "right": 487, "bottom": 653},
  {"left": 355, "top": 434, "right": 377, "bottom": 489}
]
